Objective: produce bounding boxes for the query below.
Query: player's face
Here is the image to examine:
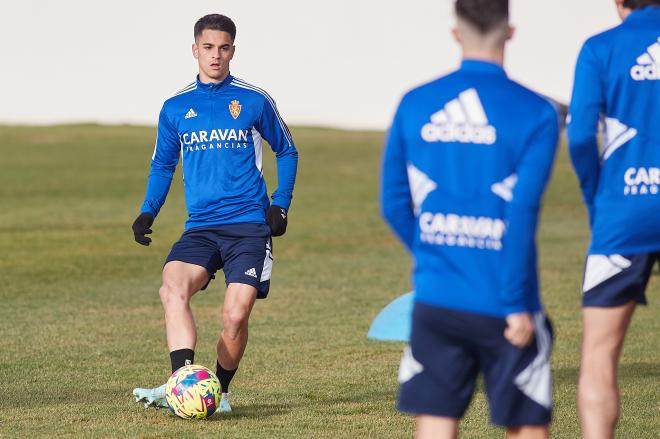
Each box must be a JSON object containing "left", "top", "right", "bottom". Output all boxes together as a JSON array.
[{"left": 193, "top": 30, "right": 235, "bottom": 83}]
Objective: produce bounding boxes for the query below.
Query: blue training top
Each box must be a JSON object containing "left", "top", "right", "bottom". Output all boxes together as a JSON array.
[
  {"left": 381, "top": 60, "right": 559, "bottom": 317},
  {"left": 140, "top": 74, "right": 298, "bottom": 230},
  {"left": 568, "top": 6, "right": 660, "bottom": 255}
]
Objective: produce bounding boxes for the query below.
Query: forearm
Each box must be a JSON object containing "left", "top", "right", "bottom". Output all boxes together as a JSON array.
[
  {"left": 271, "top": 149, "right": 298, "bottom": 209},
  {"left": 568, "top": 135, "right": 601, "bottom": 206},
  {"left": 382, "top": 208, "right": 415, "bottom": 251},
  {"left": 501, "top": 204, "right": 539, "bottom": 314},
  {"left": 141, "top": 172, "right": 174, "bottom": 216}
]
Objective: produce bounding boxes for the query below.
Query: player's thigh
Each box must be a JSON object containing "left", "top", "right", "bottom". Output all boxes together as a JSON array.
[
  {"left": 581, "top": 301, "right": 636, "bottom": 361},
  {"left": 582, "top": 253, "right": 655, "bottom": 307},
  {"left": 222, "top": 235, "right": 273, "bottom": 299},
  {"left": 163, "top": 229, "right": 223, "bottom": 294},
  {"left": 481, "top": 312, "right": 553, "bottom": 428},
  {"left": 398, "top": 303, "right": 479, "bottom": 419},
  {"left": 162, "top": 261, "right": 212, "bottom": 297}
]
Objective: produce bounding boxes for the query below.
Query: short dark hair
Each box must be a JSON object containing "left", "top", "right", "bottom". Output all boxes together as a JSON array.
[
  {"left": 455, "top": 0, "right": 509, "bottom": 34},
  {"left": 194, "top": 14, "right": 236, "bottom": 41},
  {"left": 623, "top": 0, "right": 660, "bottom": 8}
]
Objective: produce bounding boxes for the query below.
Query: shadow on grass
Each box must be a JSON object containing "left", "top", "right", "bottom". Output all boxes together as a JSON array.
[
  {"left": 206, "top": 403, "right": 292, "bottom": 421},
  {"left": 553, "top": 360, "right": 660, "bottom": 385}
]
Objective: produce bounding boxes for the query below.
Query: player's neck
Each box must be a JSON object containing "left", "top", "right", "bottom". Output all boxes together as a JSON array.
[
  {"left": 461, "top": 47, "right": 505, "bottom": 66},
  {"left": 198, "top": 70, "right": 230, "bottom": 84}
]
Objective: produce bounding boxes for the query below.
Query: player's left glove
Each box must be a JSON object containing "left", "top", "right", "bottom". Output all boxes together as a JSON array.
[
  {"left": 267, "top": 205, "right": 288, "bottom": 237},
  {"left": 132, "top": 212, "right": 154, "bottom": 246}
]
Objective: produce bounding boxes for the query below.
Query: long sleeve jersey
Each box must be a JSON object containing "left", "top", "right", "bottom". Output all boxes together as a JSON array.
[
  {"left": 381, "top": 60, "right": 559, "bottom": 317},
  {"left": 568, "top": 6, "right": 660, "bottom": 255},
  {"left": 141, "top": 74, "right": 298, "bottom": 230}
]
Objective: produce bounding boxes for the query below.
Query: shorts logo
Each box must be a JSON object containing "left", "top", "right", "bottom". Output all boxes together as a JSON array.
[
  {"left": 229, "top": 100, "right": 242, "bottom": 119},
  {"left": 398, "top": 346, "right": 424, "bottom": 384},
  {"left": 630, "top": 36, "right": 660, "bottom": 81},
  {"left": 244, "top": 267, "right": 257, "bottom": 278},
  {"left": 583, "top": 254, "right": 632, "bottom": 293},
  {"left": 513, "top": 312, "right": 553, "bottom": 409},
  {"left": 421, "top": 88, "right": 496, "bottom": 145}
]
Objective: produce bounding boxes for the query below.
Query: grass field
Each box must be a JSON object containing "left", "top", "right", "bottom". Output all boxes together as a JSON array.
[{"left": 0, "top": 124, "right": 658, "bottom": 438}]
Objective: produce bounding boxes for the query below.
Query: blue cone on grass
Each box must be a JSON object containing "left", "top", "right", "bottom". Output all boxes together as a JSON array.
[{"left": 367, "top": 291, "right": 414, "bottom": 342}]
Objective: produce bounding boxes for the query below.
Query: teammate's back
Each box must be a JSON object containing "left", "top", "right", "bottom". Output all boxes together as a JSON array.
[
  {"left": 568, "top": 5, "right": 660, "bottom": 254},
  {"left": 382, "top": 60, "right": 559, "bottom": 317}
]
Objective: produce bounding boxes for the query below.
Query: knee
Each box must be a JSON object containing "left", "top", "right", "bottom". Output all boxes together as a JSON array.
[
  {"left": 159, "top": 282, "right": 191, "bottom": 309},
  {"left": 223, "top": 307, "right": 249, "bottom": 335},
  {"left": 578, "top": 373, "right": 617, "bottom": 407}
]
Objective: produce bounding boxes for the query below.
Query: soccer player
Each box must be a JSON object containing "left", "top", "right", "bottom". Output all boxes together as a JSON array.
[
  {"left": 567, "top": 1, "right": 660, "bottom": 437},
  {"left": 131, "top": 14, "right": 298, "bottom": 414},
  {"left": 381, "top": 1, "right": 559, "bottom": 437}
]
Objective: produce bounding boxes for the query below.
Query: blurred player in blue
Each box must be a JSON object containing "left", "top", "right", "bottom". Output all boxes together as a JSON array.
[
  {"left": 381, "top": 0, "right": 559, "bottom": 437},
  {"left": 567, "top": 1, "right": 660, "bottom": 437},
  {"left": 131, "top": 14, "right": 298, "bottom": 413}
]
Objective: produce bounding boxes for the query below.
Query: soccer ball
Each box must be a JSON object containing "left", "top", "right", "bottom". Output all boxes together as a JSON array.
[{"left": 165, "top": 364, "right": 222, "bottom": 419}]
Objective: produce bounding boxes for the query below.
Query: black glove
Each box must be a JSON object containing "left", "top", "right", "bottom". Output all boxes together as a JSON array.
[
  {"left": 132, "top": 213, "right": 154, "bottom": 246},
  {"left": 266, "top": 205, "right": 288, "bottom": 237}
]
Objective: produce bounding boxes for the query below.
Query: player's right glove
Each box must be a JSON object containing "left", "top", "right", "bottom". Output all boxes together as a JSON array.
[
  {"left": 132, "top": 213, "right": 154, "bottom": 246},
  {"left": 266, "top": 205, "right": 288, "bottom": 237}
]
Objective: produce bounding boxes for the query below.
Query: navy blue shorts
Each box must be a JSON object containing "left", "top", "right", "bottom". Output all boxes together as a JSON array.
[
  {"left": 165, "top": 224, "right": 273, "bottom": 299},
  {"left": 398, "top": 303, "right": 553, "bottom": 427},
  {"left": 582, "top": 253, "right": 660, "bottom": 307}
]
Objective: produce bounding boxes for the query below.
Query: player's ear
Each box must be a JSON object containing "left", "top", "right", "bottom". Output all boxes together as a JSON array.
[
  {"left": 506, "top": 25, "right": 515, "bottom": 41},
  {"left": 452, "top": 27, "right": 461, "bottom": 44},
  {"left": 192, "top": 43, "right": 199, "bottom": 59}
]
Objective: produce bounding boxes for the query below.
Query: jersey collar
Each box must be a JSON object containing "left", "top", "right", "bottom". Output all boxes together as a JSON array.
[
  {"left": 625, "top": 5, "right": 660, "bottom": 22},
  {"left": 195, "top": 73, "right": 234, "bottom": 92},
  {"left": 460, "top": 59, "right": 507, "bottom": 77}
]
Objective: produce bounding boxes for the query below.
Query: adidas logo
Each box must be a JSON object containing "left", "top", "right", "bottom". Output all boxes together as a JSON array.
[
  {"left": 184, "top": 108, "right": 198, "bottom": 119},
  {"left": 601, "top": 117, "right": 637, "bottom": 161},
  {"left": 244, "top": 267, "right": 257, "bottom": 278},
  {"left": 630, "top": 36, "right": 660, "bottom": 81},
  {"left": 421, "top": 88, "right": 496, "bottom": 145}
]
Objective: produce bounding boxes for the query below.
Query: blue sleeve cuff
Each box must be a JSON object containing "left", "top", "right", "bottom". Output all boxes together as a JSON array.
[
  {"left": 503, "top": 304, "right": 531, "bottom": 315},
  {"left": 271, "top": 196, "right": 291, "bottom": 211}
]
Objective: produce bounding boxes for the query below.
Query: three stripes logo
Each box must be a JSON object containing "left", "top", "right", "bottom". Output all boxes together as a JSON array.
[
  {"left": 630, "top": 36, "right": 660, "bottom": 81},
  {"left": 421, "top": 88, "right": 496, "bottom": 145},
  {"left": 184, "top": 108, "right": 197, "bottom": 119},
  {"left": 244, "top": 267, "right": 257, "bottom": 278}
]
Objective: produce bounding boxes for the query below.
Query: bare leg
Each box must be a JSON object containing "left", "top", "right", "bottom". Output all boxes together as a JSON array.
[
  {"left": 217, "top": 283, "right": 258, "bottom": 370},
  {"left": 415, "top": 415, "right": 459, "bottom": 439},
  {"left": 578, "top": 301, "right": 636, "bottom": 439},
  {"left": 159, "top": 261, "right": 210, "bottom": 351},
  {"left": 507, "top": 425, "right": 549, "bottom": 439}
]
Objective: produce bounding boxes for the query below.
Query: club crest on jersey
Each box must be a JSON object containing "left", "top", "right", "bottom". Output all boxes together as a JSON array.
[{"left": 229, "top": 100, "right": 242, "bottom": 119}]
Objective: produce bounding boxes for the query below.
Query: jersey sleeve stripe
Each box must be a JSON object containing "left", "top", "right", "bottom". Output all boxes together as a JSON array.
[{"left": 230, "top": 78, "right": 293, "bottom": 145}]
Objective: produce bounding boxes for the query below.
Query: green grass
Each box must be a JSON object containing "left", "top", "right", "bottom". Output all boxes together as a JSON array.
[{"left": 0, "top": 124, "right": 658, "bottom": 438}]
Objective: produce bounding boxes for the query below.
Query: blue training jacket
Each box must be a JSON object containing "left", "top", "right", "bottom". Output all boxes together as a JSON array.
[
  {"left": 568, "top": 6, "right": 660, "bottom": 255},
  {"left": 140, "top": 74, "right": 298, "bottom": 230},
  {"left": 381, "top": 60, "right": 559, "bottom": 317}
]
